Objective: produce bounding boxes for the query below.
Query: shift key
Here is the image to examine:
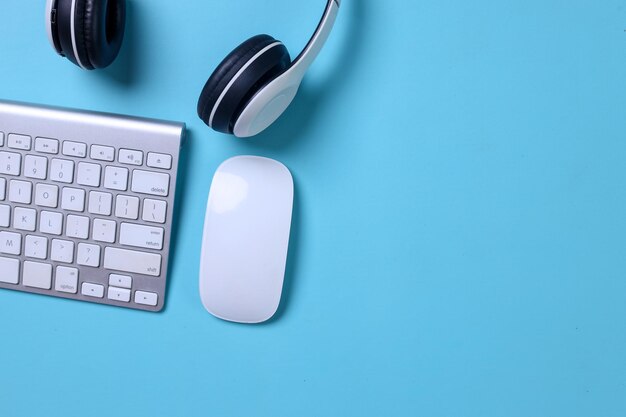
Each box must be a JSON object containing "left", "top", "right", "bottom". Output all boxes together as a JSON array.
[
  {"left": 131, "top": 170, "right": 170, "bottom": 196},
  {"left": 104, "top": 247, "right": 161, "bottom": 276}
]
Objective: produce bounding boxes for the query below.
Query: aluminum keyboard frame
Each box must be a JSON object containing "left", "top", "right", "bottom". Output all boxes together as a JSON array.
[{"left": 0, "top": 100, "right": 185, "bottom": 312}]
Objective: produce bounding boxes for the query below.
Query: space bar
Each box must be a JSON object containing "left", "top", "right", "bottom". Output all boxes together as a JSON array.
[{"left": 104, "top": 247, "right": 162, "bottom": 277}]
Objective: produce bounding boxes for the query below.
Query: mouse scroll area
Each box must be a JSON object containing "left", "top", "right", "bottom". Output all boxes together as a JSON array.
[{"left": 199, "top": 156, "right": 294, "bottom": 324}]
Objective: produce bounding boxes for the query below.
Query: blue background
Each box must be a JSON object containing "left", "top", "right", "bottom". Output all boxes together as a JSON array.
[{"left": 1, "top": 0, "right": 625, "bottom": 416}]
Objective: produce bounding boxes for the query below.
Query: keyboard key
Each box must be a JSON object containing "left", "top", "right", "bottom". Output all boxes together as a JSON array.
[
  {"left": 0, "top": 178, "right": 5, "bottom": 200},
  {"left": 108, "top": 286, "right": 131, "bottom": 302},
  {"left": 131, "top": 170, "right": 170, "bottom": 197},
  {"left": 135, "top": 290, "right": 158, "bottom": 306},
  {"left": 119, "top": 149, "right": 143, "bottom": 166},
  {"left": 51, "top": 239, "right": 74, "bottom": 263},
  {"left": 77, "top": 243, "right": 100, "bottom": 267},
  {"left": 88, "top": 191, "right": 112, "bottom": 215},
  {"left": 62, "top": 141, "right": 87, "bottom": 158},
  {"left": 35, "top": 184, "right": 59, "bottom": 208},
  {"left": 115, "top": 195, "right": 139, "bottom": 219},
  {"left": 104, "top": 247, "right": 161, "bottom": 277},
  {"left": 35, "top": 137, "right": 59, "bottom": 154},
  {"left": 104, "top": 166, "right": 128, "bottom": 191},
  {"left": 142, "top": 199, "right": 167, "bottom": 224},
  {"left": 0, "top": 131, "right": 3, "bottom": 146},
  {"left": 90, "top": 145, "right": 115, "bottom": 161},
  {"left": 40, "top": 211, "right": 63, "bottom": 235},
  {"left": 0, "top": 204, "right": 10, "bottom": 227},
  {"left": 9, "top": 180, "right": 32, "bottom": 204},
  {"left": 23, "top": 261, "right": 52, "bottom": 289},
  {"left": 0, "top": 231, "right": 21, "bottom": 255},
  {"left": 0, "top": 256, "right": 19, "bottom": 284},
  {"left": 24, "top": 155, "right": 48, "bottom": 180},
  {"left": 8, "top": 134, "right": 31, "bottom": 150},
  {"left": 0, "top": 151, "right": 21, "bottom": 175},
  {"left": 92, "top": 219, "right": 116, "bottom": 243},
  {"left": 24, "top": 235, "right": 48, "bottom": 260},
  {"left": 13, "top": 207, "right": 37, "bottom": 231},
  {"left": 109, "top": 274, "right": 132, "bottom": 289},
  {"left": 50, "top": 158, "right": 74, "bottom": 183},
  {"left": 81, "top": 282, "right": 104, "bottom": 298},
  {"left": 147, "top": 152, "right": 172, "bottom": 170},
  {"left": 119, "top": 223, "right": 164, "bottom": 250},
  {"left": 76, "top": 162, "right": 101, "bottom": 187},
  {"left": 65, "top": 215, "right": 90, "bottom": 239},
  {"left": 55, "top": 266, "right": 79, "bottom": 294},
  {"left": 61, "top": 187, "right": 85, "bottom": 212}
]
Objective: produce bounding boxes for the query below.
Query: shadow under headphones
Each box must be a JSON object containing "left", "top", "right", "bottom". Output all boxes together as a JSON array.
[{"left": 45, "top": 0, "right": 340, "bottom": 137}]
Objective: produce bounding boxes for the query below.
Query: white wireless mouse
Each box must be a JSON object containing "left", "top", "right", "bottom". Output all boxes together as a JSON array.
[{"left": 199, "top": 156, "right": 294, "bottom": 323}]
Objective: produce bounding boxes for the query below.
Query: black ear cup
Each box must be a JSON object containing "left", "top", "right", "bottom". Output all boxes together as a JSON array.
[
  {"left": 50, "top": 0, "right": 125, "bottom": 69},
  {"left": 197, "top": 34, "right": 292, "bottom": 134}
]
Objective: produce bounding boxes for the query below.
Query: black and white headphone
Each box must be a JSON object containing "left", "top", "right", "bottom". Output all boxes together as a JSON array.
[
  {"left": 45, "top": 0, "right": 340, "bottom": 137},
  {"left": 196, "top": 0, "right": 340, "bottom": 137},
  {"left": 45, "top": 0, "right": 126, "bottom": 70}
]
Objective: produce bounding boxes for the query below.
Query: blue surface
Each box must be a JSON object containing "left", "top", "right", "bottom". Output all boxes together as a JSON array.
[{"left": 1, "top": 1, "right": 625, "bottom": 416}]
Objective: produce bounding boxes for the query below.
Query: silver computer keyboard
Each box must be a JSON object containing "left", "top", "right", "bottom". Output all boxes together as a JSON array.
[{"left": 0, "top": 100, "right": 185, "bottom": 312}]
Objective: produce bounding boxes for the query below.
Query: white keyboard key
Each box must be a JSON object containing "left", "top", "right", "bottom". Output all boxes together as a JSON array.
[
  {"left": 115, "top": 195, "right": 139, "bottom": 219},
  {"left": 24, "top": 235, "right": 48, "bottom": 260},
  {"left": 40, "top": 211, "right": 63, "bottom": 235},
  {"left": 35, "top": 183, "right": 59, "bottom": 208},
  {"left": 104, "top": 166, "right": 128, "bottom": 191},
  {"left": 76, "top": 162, "right": 101, "bottom": 187},
  {"left": 0, "top": 178, "right": 5, "bottom": 200},
  {"left": 9, "top": 180, "right": 32, "bottom": 204},
  {"left": 81, "top": 282, "right": 104, "bottom": 298},
  {"left": 88, "top": 191, "right": 112, "bottom": 215},
  {"left": 0, "top": 204, "right": 10, "bottom": 227},
  {"left": 7, "top": 134, "right": 31, "bottom": 150},
  {"left": 51, "top": 239, "right": 74, "bottom": 263},
  {"left": 90, "top": 145, "right": 115, "bottom": 161},
  {"left": 119, "top": 223, "right": 164, "bottom": 250},
  {"left": 135, "top": 291, "right": 158, "bottom": 306},
  {"left": 109, "top": 274, "right": 132, "bottom": 289},
  {"left": 0, "top": 151, "right": 21, "bottom": 176},
  {"left": 77, "top": 243, "right": 100, "bottom": 267},
  {"left": 104, "top": 247, "right": 161, "bottom": 276},
  {"left": 131, "top": 170, "right": 170, "bottom": 197},
  {"left": 55, "top": 266, "right": 78, "bottom": 294},
  {"left": 92, "top": 218, "right": 116, "bottom": 243},
  {"left": 65, "top": 215, "right": 90, "bottom": 239},
  {"left": 61, "top": 187, "right": 85, "bottom": 212},
  {"left": 147, "top": 152, "right": 172, "bottom": 170},
  {"left": 108, "top": 286, "right": 131, "bottom": 302},
  {"left": 23, "top": 261, "right": 52, "bottom": 289},
  {"left": 0, "top": 131, "right": 3, "bottom": 146},
  {"left": 0, "top": 231, "right": 21, "bottom": 255},
  {"left": 35, "top": 137, "right": 59, "bottom": 154},
  {"left": 24, "top": 155, "right": 48, "bottom": 180},
  {"left": 0, "top": 256, "right": 19, "bottom": 284},
  {"left": 13, "top": 207, "right": 37, "bottom": 231},
  {"left": 119, "top": 149, "right": 143, "bottom": 166},
  {"left": 62, "top": 141, "right": 87, "bottom": 158},
  {"left": 50, "top": 158, "right": 74, "bottom": 183},
  {"left": 142, "top": 199, "right": 167, "bottom": 224}
]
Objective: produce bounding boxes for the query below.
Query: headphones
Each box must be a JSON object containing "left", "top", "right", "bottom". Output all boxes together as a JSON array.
[
  {"left": 197, "top": 0, "right": 340, "bottom": 137},
  {"left": 45, "top": 0, "right": 126, "bottom": 70},
  {"left": 45, "top": 0, "right": 340, "bottom": 137}
]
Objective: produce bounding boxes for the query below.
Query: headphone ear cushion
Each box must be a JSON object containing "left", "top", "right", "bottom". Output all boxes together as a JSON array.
[
  {"left": 76, "top": 0, "right": 126, "bottom": 69},
  {"left": 198, "top": 34, "right": 291, "bottom": 134}
]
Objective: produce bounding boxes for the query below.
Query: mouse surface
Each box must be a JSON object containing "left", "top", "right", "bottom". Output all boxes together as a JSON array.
[{"left": 199, "top": 156, "right": 294, "bottom": 323}]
